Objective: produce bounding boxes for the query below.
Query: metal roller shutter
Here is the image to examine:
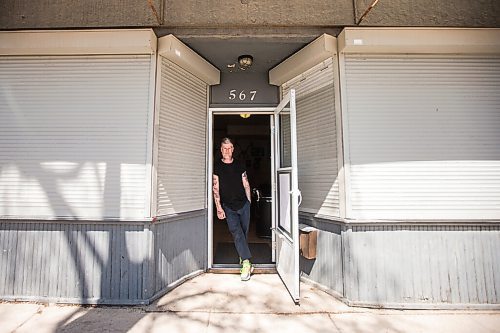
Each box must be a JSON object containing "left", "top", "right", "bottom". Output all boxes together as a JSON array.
[
  {"left": 0, "top": 55, "right": 153, "bottom": 219},
  {"left": 156, "top": 58, "right": 207, "bottom": 215},
  {"left": 343, "top": 54, "right": 500, "bottom": 219},
  {"left": 282, "top": 58, "right": 340, "bottom": 217}
]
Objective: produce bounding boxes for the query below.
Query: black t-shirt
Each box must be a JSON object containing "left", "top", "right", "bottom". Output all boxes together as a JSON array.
[{"left": 214, "top": 159, "right": 247, "bottom": 210}]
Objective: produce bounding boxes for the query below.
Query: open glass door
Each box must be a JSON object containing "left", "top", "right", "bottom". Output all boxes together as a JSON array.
[{"left": 273, "top": 89, "right": 301, "bottom": 303}]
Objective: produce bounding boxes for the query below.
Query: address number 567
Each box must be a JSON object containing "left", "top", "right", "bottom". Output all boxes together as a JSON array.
[{"left": 229, "top": 90, "right": 257, "bottom": 101}]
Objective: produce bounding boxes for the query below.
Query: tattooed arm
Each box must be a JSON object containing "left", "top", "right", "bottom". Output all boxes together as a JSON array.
[
  {"left": 213, "top": 175, "right": 225, "bottom": 219},
  {"left": 242, "top": 171, "right": 251, "bottom": 203}
]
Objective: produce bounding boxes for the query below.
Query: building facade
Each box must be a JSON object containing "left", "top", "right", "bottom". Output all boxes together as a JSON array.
[{"left": 1, "top": 1, "right": 499, "bottom": 308}]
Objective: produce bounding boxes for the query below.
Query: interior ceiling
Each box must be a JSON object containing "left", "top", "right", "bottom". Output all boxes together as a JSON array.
[
  {"left": 214, "top": 114, "right": 269, "bottom": 130},
  {"left": 181, "top": 37, "right": 311, "bottom": 73}
]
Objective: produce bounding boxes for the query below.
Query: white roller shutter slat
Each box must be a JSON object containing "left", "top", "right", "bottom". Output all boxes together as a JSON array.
[
  {"left": 0, "top": 55, "right": 152, "bottom": 219},
  {"left": 282, "top": 58, "right": 340, "bottom": 217},
  {"left": 344, "top": 54, "right": 500, "bottom": 219},
  {"left": 157, "top": 58, "right": 207, "bottom": 215}
]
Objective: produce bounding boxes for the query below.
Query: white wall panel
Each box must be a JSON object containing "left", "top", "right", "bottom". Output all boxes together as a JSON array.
[
  {"left": 282, "top": 59, "right": 340, "bottom": 217},
  {"left": 0, "top": 55, "right": 153, "bottom": 219},
  {"left": 156, "top": 58, "right": 207, "bottom": 215},
  {"left": 343, "top": 55, "right": 500, "bottom": 219}
]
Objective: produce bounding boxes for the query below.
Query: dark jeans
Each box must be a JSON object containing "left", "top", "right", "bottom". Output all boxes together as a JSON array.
[{"left": 223, "top": 201, "right": 252, "bottom": 261}]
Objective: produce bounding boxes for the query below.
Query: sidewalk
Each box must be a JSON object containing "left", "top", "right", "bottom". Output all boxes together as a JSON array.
[{"left": 1, "top": 273, "right": 499, "bottom": 333}]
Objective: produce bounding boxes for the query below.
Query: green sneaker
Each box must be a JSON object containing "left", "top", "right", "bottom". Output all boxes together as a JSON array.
[{"left": 240, "top": 259, "right": 253, "bottom": 281}]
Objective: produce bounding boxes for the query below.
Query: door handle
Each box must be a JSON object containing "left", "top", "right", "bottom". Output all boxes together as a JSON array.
[{"left": 291, "top": 189, "right": 302, "bottom": 206}]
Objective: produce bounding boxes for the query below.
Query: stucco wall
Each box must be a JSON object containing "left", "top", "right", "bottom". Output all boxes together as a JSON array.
[
  {"left": 163, "top": 0, "right": 353, "bottom": 27},
  {"left": 355, "top": 0, "right": 500, "bottom": 27},
  {"left": 2, "top": 0, "right": 499, "bottom": 30},
  {"left": 0, "top": 0, "right": 161, "bottom": 29}
]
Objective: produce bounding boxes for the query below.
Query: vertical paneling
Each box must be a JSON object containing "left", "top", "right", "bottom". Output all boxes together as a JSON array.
[
  {"left": 110, "top": 224, "right": 120, "bottom": 300},
  {"left": 119, "top": 225, "right": 129, "bottom": 300},
  {"left": 156, "top": 58, "right": 207, "bottom": 215},
  {"left": 0, "top": 226, "right": 8, "bottom": 295},
  {"left": 299, "top": 215, "right": 499, "bottom": 307},
  {"left": 343, "top": 224, "right": 500, "bottom": 306},
  {"left": 15, "top": 223, "right": 26, "bottom": 296},
  {"left": 485, "top": 226, "right": 498, "bottom": 304},
  {"left": 299, "top": 213, "right": 343, "bottom": 296},
  {"left": 152, "top": 212, "right": 207, "bottom": 294},
  {"left": 343, "top": 54, "right": 500, "bottom": 220},
  {"left": 282, "top": 58, "right": 340, "bottom": 217},
  {"left": 0, "top": 220, "right": 151, "bottom": 304},
  {"left": 0, "top": 55, "right": 153, "bottom": 219},
  {"left": 48, "top": 223, "right": 58, "bottom": 297},
  {"left": 343, "top": 225, "right": 354, "bottom": 301}
]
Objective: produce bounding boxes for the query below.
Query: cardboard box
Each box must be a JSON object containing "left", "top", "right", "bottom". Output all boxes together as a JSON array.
[{"left": 299, "top": 229, "right": 318, "bottom": 259}]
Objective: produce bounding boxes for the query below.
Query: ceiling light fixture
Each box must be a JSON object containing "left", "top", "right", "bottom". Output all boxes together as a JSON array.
[{"left": 238, "top": 55, "right": 253, "bottom": 70}]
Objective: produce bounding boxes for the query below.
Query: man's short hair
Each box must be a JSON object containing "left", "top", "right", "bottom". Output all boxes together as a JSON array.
[{"left": 220, "top": 137, "right": 234, "bottom": 147}]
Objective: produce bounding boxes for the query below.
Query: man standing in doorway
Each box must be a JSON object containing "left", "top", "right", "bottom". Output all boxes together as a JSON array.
[{"left": 213, "top": 137, "right": 254, "bottom": 281}]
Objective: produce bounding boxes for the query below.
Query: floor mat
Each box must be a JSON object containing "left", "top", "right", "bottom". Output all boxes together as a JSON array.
[{"left": 214, "top": 242, "right": 272, "bottom": 264}]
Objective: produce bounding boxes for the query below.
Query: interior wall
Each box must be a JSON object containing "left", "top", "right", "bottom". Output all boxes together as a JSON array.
[{"left": 213, "top": 115, "right": 271, "bottom": 195}]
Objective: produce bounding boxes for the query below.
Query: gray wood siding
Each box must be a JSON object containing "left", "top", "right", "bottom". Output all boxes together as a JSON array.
[
  {"left": 300, "top": 215, "right": 500, "bottom": 308},
  {"left": 152, "top": 211, "right": 207, "bottom": 294},
  {"left": 0, "top": 221, "right": 149, "bottom": 303},
  {"left": 299, "top": 213, "right": 343, "bottom": 296},
  {"left": 344, "top": 224, "right": 500, "bottom": 307},
  {"left": 0, "top": 211, "right": 207, "bottom": 304}
]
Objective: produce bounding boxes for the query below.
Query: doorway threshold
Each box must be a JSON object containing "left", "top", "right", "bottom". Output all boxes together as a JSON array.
[{"left": 209, "top": 264, "right": 276, "bottom": 274}]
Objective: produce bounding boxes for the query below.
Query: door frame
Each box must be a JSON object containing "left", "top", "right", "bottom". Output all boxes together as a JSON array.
[{"left": 207, "top": 107, "right": 276, "bottom": 269}]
